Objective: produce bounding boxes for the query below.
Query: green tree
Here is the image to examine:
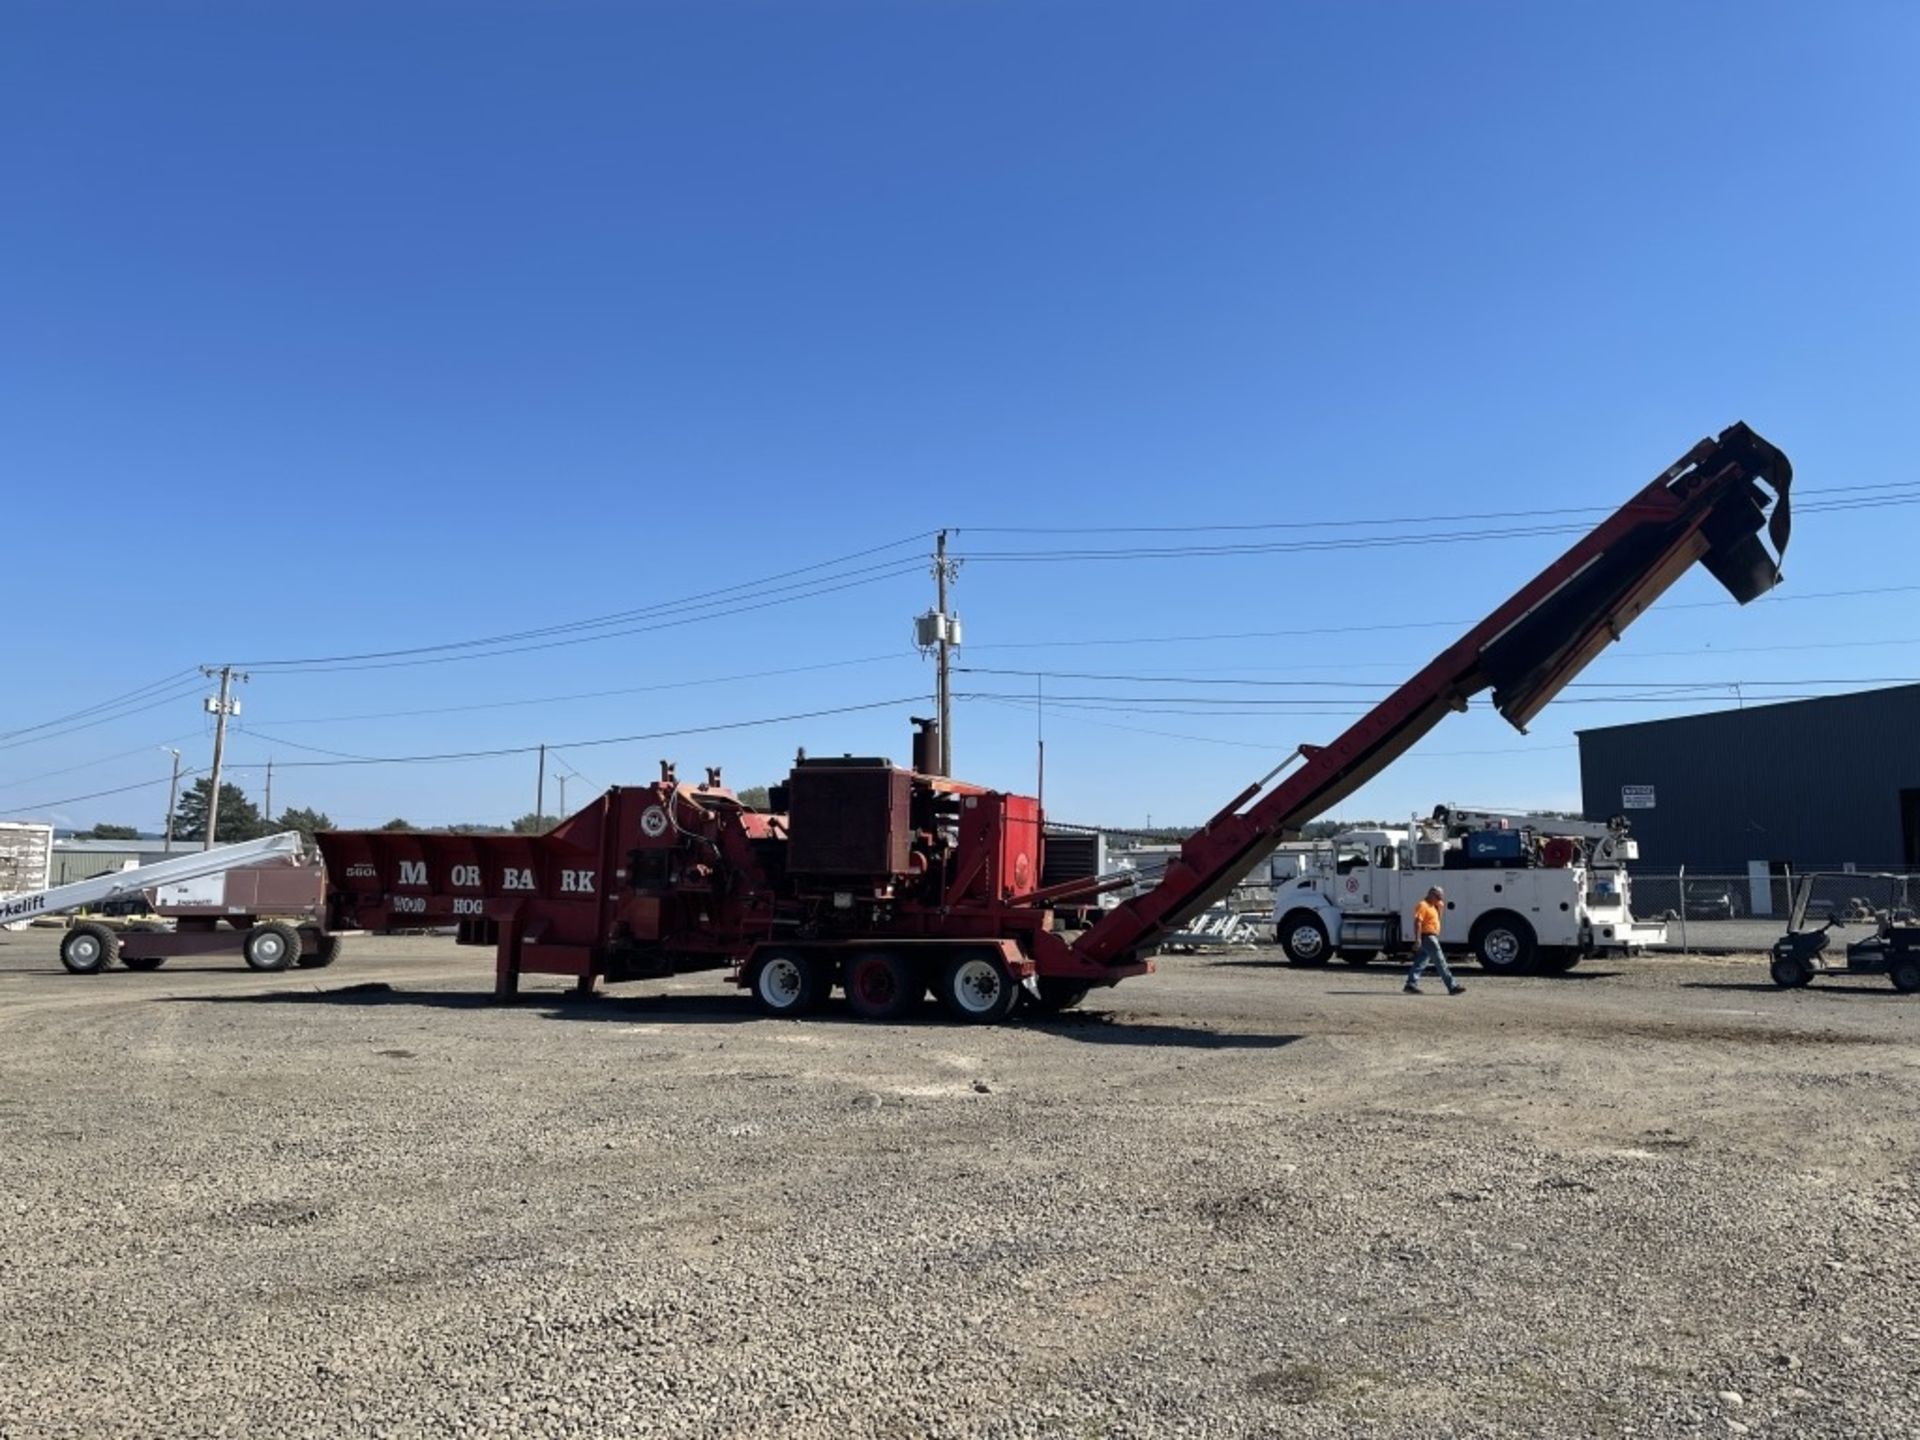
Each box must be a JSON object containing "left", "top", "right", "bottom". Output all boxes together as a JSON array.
[
  {"left": 735, "top": 785, "right": 772, "bottom": 811},
  {"left": 79, "top": 823, "right": 140, "bottom": 840},
  {"left": 378, "top": 818, "right": 414, "bottom": 832},
  {"left": 442, "top": 822, "right": 510, "bottom": 835},
  {"left": 171, "top": 779, "right": 267, "bottom": 844},
  {"left": 512, "top": 812, "right": 559, "bottom": 835},
  {"left": 274, "top": 806, "right": 334, "bottom": 842}
]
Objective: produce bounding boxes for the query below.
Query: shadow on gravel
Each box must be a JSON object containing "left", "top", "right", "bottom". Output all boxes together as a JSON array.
[
  {"left": 1680, "top": 980, "right": 1904, "bottom": 998},
  {"left": 163, "top": 985, "right": 1303, "bottom": 1048}
]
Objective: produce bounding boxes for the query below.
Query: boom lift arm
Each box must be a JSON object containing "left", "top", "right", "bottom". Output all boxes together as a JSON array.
[
  {"left": 0, "top": 833, "right": 304, "bottom": 926},
  {"left": 1068, "top": 422, "right": 1792, "bottom": 970}
]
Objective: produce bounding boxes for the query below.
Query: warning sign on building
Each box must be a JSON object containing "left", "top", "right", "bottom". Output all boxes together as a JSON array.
[{"left": 1621, "top": 785, "right": 1656, "bottom": 810}]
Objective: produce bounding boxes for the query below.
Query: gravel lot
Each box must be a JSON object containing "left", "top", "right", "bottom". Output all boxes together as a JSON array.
[{"left": 2, "top": 930, "right": 1916, "bottom": 1439}]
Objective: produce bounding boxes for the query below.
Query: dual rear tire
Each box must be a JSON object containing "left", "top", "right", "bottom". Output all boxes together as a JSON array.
[{"left": 746, "top": 948, "right": 1029, "bottom": 1025}]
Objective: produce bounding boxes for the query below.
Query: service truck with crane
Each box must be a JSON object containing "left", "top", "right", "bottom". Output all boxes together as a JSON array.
[
  {"left": 318, "top": 422, "right": 1793, "bottom": 1022},
  {"left": 1272, "top": 805, "right": 1663, "bottom": 974}
]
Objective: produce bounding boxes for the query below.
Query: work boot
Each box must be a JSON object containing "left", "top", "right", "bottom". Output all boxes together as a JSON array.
[
  {"left": 1403, "top": 982, "right": 1422, "bottom": 995},
  {"left": 1446, "top": 983, "right": 1466, "bottom": 996}
]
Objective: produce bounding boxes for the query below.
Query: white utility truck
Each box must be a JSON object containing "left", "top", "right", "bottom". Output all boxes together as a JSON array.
[{"left": 1270, "top": 805, "right": 1665, "bottom": 975}]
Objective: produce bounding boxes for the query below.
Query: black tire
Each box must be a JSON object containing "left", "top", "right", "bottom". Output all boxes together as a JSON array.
[
  {"left": 842, "top": 951, "right": 924, "bottom": 1021},
  {"left": 1028, "top": 979, "right": 1091, "bottom": 1014},
  {"left": 296, "top": 930, "right": 343, "bottom": 969},
  {"left": 1471, "top": 913, "right": 1537, "bottom": 975},
  {"left": 1889, "top": 959, "right": 1920, "bottom": 994},
  {"left": 936, "top": 950, "right": 1023, "bottom": 1024},
  {"left": 242, "top": 921, "right": 301, "bottom": 972},
  {"left": 60, "top": 923, "right": 119, "bottom": 975},
  {"left": 1537, "top": 949, "right": 1581, "bottom": 975},
  {"left": 1341, "top": 951, "right": 1377, "bottom": 967},
  {"left": 121, "top": 954, "right": 167, "bottom": 972},
  {"left": 747, "top": 950, "right": 829, "bottom": 1017},
  {"left": 1278, "top": 911, "right": 1333, "bottom": 966},
  {"left": 1769, "top": 952, "right": 1815, "bottom": 989}
]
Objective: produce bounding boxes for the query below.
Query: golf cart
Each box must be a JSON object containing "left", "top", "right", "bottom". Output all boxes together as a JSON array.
[{"left": 1769, "top": 872, "right": 1920, "bottom": 993}]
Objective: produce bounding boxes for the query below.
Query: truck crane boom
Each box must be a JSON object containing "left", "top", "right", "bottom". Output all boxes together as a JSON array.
[
  {"left": 1067, "top": 421, "right": 1791, "bottom": 971},
  {"left": 0, "top": 833, "right": 304, "bottom": 927}
]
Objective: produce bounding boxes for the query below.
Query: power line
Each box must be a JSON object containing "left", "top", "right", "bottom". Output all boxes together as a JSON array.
[
  {"left": 239, "top": 652, "right": 915, "bottom": 728},
  {"left": 0, "top": 678, "right": 210, "bottom": 756},
  {"left": 8, "top": 766, "right": 208, "bottom": 816},
  {"left": 951, "top": 491, "right": 1918, "bottom": 564},
  {"left": 962, "top": 582, "right": 1920, "bottom": 655},
  {"left": 222, "top": 695, "right": 926, "bottom": 770},
  {"left": 236, "top": 534, "right": 933, "bottom": 672}
]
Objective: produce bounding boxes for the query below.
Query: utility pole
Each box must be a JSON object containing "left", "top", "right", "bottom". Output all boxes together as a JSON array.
[
  {"left": 554, "top": 769, "right": 568, "bottom": 818},
  {"left": 200, "top": 665, "right": 247, "bottom": 851},
  {"left": 161, "top": 747, "right": 182, "bottom": 856},
  {"left": 535, "top": 743, "right": 547, "bottom": 823},
  {"left": 936, "top": 529, "right": 952, "bottom": 775},
  {"left": 263, "top": 758, "right": 273, "bottom": 826}
]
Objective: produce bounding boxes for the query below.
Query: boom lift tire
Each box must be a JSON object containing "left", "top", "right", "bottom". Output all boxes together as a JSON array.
[
  {"left": 1028, "top": 980, "right": 1091, "bottom": 1015},
  {"left": 296, "top": 929, "right": 343, "bottom": 969},
  {"left": 748, "top": 950, "right": 829, "bottom": 1017},
  {"left": 1769, "top": 953, "right": 1815, "bottom": 989},
  {"left": 242, "top": 921, "right": 301, "bottom": 972},
  {"left": 1278, "top": 911, "right": 1333, "bottom": 966},
  {"left": 937, "top": 950, "right": 1022, "bottom": 1024},
  {"left": 60, "top": 923, "right": 119, "bottom": 974},
  {"left": 121, "top": 954, "right": 167, "bottom": 972},
  {"left": 1471, "top": 912, "right": 1537, "bottom": 975},
  {"left": 843, "top": 951, "right": 924, "bottom": 1022}
]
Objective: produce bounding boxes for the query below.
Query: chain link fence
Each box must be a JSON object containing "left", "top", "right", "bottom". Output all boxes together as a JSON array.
[{"left": 1629, "top": 871, "right": 1920, "bottom": 951}]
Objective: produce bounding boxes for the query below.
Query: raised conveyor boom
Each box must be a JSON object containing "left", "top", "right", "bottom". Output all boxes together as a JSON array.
[
  {"left": 0, "top": 833, "right": 304, "bottom": 926},
  {"left": 1069, "top": 422, "right": 1792, "bottom": 969}
]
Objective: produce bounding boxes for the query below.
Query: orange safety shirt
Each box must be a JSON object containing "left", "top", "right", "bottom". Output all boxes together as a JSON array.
[{"left": 1413, "top": 899, "right": 1443, "bottom": 938}]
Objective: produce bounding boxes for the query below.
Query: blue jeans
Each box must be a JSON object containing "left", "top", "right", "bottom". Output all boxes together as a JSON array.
[{"left": 1406, "top": 934, "right": 1457, "bottom": 989}]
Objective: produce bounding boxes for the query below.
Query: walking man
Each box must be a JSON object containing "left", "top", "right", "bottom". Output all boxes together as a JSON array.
[{"left": 1405, "top": 885, "right": 1465, "bottom": 995}]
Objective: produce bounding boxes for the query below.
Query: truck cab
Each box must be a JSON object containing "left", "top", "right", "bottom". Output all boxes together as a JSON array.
[{"left": 1271, "top": 807, "right": 1665, "bottom": 976}]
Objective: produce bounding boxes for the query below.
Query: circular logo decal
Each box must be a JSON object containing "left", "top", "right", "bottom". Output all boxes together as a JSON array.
[
  {"left": 640, "top": 806, "right": 670, "bottom": 838},
  {"left": 1345, "top": 877, "right": 1359, "bottom": 893}
]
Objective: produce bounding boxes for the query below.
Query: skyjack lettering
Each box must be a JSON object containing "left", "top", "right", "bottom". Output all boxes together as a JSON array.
[{"left": 0, "top": 894, "right": 47, "bottom": 919}]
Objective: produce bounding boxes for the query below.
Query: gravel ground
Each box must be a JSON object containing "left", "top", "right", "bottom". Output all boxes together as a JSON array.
[{"left": 1, "top": 931, "right": 1916, "bottom": 1439}]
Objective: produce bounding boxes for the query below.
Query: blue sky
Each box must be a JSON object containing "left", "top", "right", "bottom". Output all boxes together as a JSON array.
[{"left": 3, "top": 2, "right": 1916, "bottom": 844}]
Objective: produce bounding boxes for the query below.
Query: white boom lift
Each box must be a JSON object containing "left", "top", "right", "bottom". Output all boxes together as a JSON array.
[{"left": 0, "top": 833, "right": 309, "bottom": 972}]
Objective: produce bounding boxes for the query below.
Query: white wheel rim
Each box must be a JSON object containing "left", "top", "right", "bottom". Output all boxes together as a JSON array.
[
  {"left": 758, "top": 957, "right": 804, "bottom": 1009},
  {"left": 950, "top": 958, "right": 1004, "bottom": 1015},
  {"left": 255, "top": 934, "right": 285, "bottom": 962},
  {"left": 70, "top": 936, "right": 99, "bottom": 964},
  {"left": 1484, "top": 929, "right": 1520, "bottom": 965},
  {"left": 1289, "top": 925, "right": 1324, "bottom": 959}
]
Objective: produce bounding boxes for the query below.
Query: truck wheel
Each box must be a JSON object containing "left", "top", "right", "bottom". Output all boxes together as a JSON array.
[
  {"left": 121, "top": 954, "right": 167, "bottom": 972},
  {"left": 296, "top": 930, "right": 343, "bottom": 969},
  {"left": 1028, "top": 979, "right": 1090, "bottom": 1014},
  {"left": 748, "top": 950, "right": 828, "bottom": 1017},
  {"left": 1889, "top": 959, "right": 1920, "bottom": 994},
  {"left": 60, "top": 923, "right": 119, "bottom": 974},
  {"left": 843, "top": 951, "right": 923, "bottom": 1021},
  {"left": 1471, "top": 913, "right": 1536, "bottom": 975},
  {"left": 242, "top": 922, "right": 301, "bottom": 972},
  {"left": 937, "top": 951, "right": 1022, "bottom": 1024},
  {"left": 1278, "top": 911, "right": 1332, "bottom": 966},
  {"left": 1769, "top": 952, "right": 1814, "bottom": 989}
]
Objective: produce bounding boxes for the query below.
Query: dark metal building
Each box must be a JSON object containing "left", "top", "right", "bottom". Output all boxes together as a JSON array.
[{"left": 1578, "top": 683, "right": 1920, "bottom": 873}]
